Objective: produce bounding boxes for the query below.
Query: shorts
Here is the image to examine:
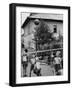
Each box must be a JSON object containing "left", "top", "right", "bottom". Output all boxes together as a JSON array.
[
  {"left": 22, "top": 61, "right": 28, "bottom": 69},
  {"left": 54, "top": 64, "right": 61, "bottom": 72}
]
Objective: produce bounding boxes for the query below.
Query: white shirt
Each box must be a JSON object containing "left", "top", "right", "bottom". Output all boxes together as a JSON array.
[
  {"left": 35, "top": 62, "right": 41, "bottom": 69},
  {"left": 54, "top": 57, "right": 61, "bottom": 64},
  {"left": 23, "top": 56, "right": 27, "bottom": 62},
  {"left": 30, "top": 58, "right": 36, "bottom": 64}
]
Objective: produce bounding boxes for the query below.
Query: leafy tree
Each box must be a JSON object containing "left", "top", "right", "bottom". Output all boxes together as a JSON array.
[{"left": 34, "top": 20, "right": 52, "bottom": 50}]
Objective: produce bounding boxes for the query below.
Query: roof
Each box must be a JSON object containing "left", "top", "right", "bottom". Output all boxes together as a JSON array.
[
  {"left": 29, "top": 13, "right": 63, "bottom": 20},
  {"left": 21, "top": 13, "right": 63, "bottom": 28}
]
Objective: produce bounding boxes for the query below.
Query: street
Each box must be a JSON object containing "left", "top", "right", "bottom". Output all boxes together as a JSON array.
[{"left": 21, "top": 62, "right": 55, "bottom": 77}]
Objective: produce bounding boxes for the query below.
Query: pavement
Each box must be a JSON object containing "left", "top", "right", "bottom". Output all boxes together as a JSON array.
[{"left": 21, "top": 62, "right": 55, "bottom": 77}]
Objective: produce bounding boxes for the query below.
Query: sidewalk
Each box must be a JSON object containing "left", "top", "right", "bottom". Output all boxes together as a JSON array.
[{"left": 21, "top": 62, "right": 55, "bottom": 77}]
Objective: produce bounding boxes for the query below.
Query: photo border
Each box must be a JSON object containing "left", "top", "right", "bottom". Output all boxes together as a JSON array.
[{"left": 9, "top": 3, "right": 70, "bottom": 87}]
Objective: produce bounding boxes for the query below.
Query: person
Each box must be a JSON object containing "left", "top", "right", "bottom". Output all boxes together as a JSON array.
[
  {"left": 50, "top": 52, "right": 54, "bottom": 65},
  {"left": 56, "top": 68, "right": 63, "bottom": 75},
  {"left": 29, "top": 54, "right": 36, "bottom": 77},
  {"left": 53, "top": 51, "right": 62, "bottom": 75},
  {"left": 57, "top": 57, "right": 63, "bottom": 75},
  {"left": 50, "top": 52, "right": 55, "bottom": 75},
  {"left": 22, "top": 49, "right": 28, "bottom": 77},
  {"left": 33, "top": 56, "right": 41, "bottom": 76}
]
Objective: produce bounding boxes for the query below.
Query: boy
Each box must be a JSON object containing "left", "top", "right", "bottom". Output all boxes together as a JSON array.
[
  {"left": 53, "top": 51, "right": 62, "bottom": 75},
  {"left": 29, "top": 54, "right": 36, "bottom": 77},
  {"left": 22, "top": 49, "right": 28, "bottom": 77},
  {"left": 33, "top": 56, "right": 41, "bottom": 76}
]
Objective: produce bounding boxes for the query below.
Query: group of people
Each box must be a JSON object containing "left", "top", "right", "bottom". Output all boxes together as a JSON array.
[
  {"left": 22, "top": 49, "right": 41, "bottom": 77},
  {"left": 21, "top": 48, "right": 63, "bottom": 77}
]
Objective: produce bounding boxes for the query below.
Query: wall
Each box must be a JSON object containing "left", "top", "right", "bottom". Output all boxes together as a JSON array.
[
  {"left": 23, "top": 19, "right": 63, "bottom": 49},
  {"left": 23, "top": 20, "right": 35, "bottom": 49},
  {"left": 46, "top": 21, "right": 63, "bottom": 35},
  {"left": 0, "top": 0, "right": 72, "bottom": 90}
]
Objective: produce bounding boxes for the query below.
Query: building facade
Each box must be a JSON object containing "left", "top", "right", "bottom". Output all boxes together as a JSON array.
[{"left": 21, "top": 13, "right": 63, "bottom": 52}]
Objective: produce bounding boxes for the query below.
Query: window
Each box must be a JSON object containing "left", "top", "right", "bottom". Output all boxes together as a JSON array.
[{"left": 53, "top": 25, "right": 57, "bottom": 33}]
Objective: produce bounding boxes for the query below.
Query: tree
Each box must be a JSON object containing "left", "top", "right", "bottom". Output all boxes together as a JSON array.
[{"left": 34, "top": 20, "right": 52, "bottom": 50}]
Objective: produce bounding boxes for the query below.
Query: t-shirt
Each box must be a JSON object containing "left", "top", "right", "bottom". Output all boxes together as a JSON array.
[
  {"left": 54, "top": 57, "right": 61, "bottom": 64},
  {"left": 30, "top": 58, "right": 36, "bottom": 64},
  {"left": 23, "top": 56, "right": 27, "bottom": 62},
  {"left": 34, "top": 62, "right": 41, "bottom": 69}
]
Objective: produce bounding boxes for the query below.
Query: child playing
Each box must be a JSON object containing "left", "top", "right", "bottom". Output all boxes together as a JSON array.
[
  {"left": 22, "top": 49, "right": 28, "bottom": 77},
  {"left": 53, "top": 51, "right": 62, "bottom": 75},
  {"left": 29, "top": 54, "right": 36, "bottom": 77},
  {"left": 33, "top": 56, "right": 41, "bottom": 76}
]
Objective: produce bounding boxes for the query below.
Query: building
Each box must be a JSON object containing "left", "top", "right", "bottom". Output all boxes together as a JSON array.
[{"left": 21, "top": 13, "right": 63, "bottom": 51}]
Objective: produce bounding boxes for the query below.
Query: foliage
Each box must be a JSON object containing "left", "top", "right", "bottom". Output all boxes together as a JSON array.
[{"left": 34, "top": 20, "right": 52, "bottom": 50}]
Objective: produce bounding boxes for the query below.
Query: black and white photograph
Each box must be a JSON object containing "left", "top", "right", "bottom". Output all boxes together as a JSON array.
[
  {"left": 21, "top": 13, "right": 63, "bottom": 77},
  {"left": 9, "top": 3, "right": 70, "bottom": 86}
]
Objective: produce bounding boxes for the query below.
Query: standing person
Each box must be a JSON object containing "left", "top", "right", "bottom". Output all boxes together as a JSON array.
[
  {"left": 50, "top": 52, "right": 54, "bottom": 65},
  {"left": 33, "top": 56, "right": 41, "bottom": 76},
  {"left": 53, "top": 51, "right": 62, "bottom": 75},
  {"left": 29, "top": 54, "right": 36, "bottom": 77},
  {"left": 50, "top": 52, "right": 55, "bottom": 75},
  {"left": 22, "top": 49, "right": 28, "bottom": 77},
  {"left": 57, "top": 57, "right": 63, "bottom": 75}
]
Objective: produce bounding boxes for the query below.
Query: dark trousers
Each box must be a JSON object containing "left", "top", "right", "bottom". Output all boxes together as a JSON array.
[
  {"left": 54, "top": 64, "right": 61, "bottom": 72},
  {"left": 30, "top": 64, "right": 34, "bottom": 77},
  {"left": 22, "top": 61, "right": 28, "bottom": 77}
]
